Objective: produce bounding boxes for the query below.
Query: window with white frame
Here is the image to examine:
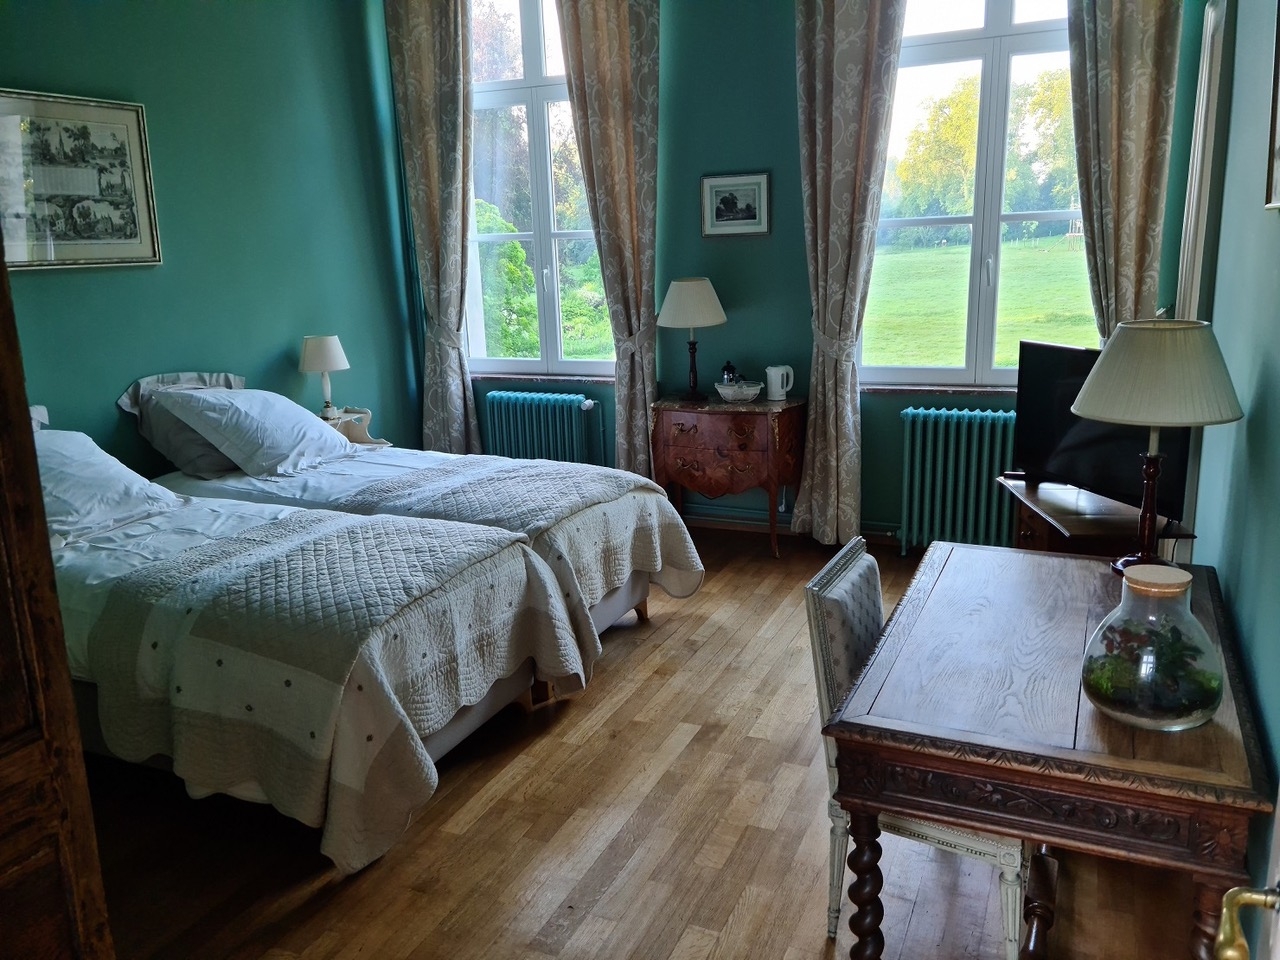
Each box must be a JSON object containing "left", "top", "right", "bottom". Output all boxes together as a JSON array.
[
  {"left": 859, "top": 0, "right": 1097, "bottom": 387},
  {"left": 465, "top": 0, "right": 614, "bottom": 376}
]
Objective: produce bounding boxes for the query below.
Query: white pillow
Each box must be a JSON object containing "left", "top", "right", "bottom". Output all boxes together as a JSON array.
[
  {"left": 36, "top": 430, "right": 181, "bottom": 543},
  {"left": 152, "top": 388, "right": 358, "bottom": 478},
  {"left": 117, "top": 372, "right": 245, "bottom": 478}
]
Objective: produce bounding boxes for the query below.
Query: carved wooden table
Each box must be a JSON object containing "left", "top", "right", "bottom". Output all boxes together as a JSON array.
[
  {"left": 824, "top": 542, "right": 1272, "bottom": 960},
  {"left": 651, "top": 396, "right": 805, "bottom": 557}
]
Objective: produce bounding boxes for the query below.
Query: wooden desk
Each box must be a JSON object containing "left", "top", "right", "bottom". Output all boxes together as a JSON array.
[
  {"left": 824, "top": 543, "right": 1272, "bottom": 960},
  {"left": 651, "top": 397, "right": 805, "bottom": 557}
]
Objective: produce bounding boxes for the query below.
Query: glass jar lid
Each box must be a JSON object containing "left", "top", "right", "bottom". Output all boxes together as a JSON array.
[{"left": 1122, "top": 564, "right": 1192, "bottom": 597}]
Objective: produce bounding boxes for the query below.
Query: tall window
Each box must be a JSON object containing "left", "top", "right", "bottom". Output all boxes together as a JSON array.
[
  {"left": 465, "top": 0, "right": 613, "bottom": 376},
  {"left": 859, "top": 0, "right": 1096, "bottom": 386}
]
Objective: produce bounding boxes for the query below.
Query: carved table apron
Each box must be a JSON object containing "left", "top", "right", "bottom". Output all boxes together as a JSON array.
[{"left": 824, "top": 543, "right": 1272, "bottom": 960}]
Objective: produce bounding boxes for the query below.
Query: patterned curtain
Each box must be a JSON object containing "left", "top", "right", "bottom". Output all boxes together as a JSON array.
[
  {"left": 385, "top": 0, "right": 481, "bottom": 453},
  {"left": 1069, "top": 0, "right": 1181, "bottom": 340},
  {"left": 792, "top": 0, "right": 907, "bottom": 545},
  {"left": 555, "top": 0, "right": 660, "bottom": 477}
]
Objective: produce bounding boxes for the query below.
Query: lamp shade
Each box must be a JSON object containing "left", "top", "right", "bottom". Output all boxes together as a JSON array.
[
  {"left": 1070, "top": 320, "right": 1242, "bottom": 428},
  {"left": 656, "top": 278, "right": 727, "bottom": 330},
  {"left": 298, "top": 335, "right": 350, "bottom": 373}
]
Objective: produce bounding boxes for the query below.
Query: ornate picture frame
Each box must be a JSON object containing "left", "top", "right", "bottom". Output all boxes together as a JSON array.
[
  {"left": 0, "top": 88, "right": 161, "bottom": 268},
  {"left": 701, "top": 172, "right": 770, "bottom": 237},
  {"left": 1267, "top": 9, "right": 1280, "bottom": 209}
]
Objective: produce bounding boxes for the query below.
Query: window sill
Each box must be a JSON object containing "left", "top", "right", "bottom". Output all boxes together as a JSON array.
[
  {"left": 859, "top": 383, "right": 1016, "bottom": 397},
  {"left": 471, "top": 372, "right": 615, "bottom": 386}
]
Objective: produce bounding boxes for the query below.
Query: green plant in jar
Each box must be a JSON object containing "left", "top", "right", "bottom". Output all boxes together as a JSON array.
[{"left": 1081, "top": 566, "right": 1224, "bottom": 731}]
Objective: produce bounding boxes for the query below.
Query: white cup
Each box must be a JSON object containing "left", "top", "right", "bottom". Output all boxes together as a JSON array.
[{"left": 765, "top": 365, "right": 794, "bottom": 401}]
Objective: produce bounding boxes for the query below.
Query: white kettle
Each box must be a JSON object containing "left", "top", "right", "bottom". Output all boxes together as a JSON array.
[{"left": 765, "top": 365, "right": 794, "bottom": 401}]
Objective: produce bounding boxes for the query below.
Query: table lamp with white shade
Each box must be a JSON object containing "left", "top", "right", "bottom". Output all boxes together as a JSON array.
[
  {"left": 656, "top": 277, "right": 727, "bottom": 401},
  {"left": 1070, "top": 319, "right": 1242, "bottom": 573},
  {"left": 298, "top": 335, "right": 350, "bottom": 419}
]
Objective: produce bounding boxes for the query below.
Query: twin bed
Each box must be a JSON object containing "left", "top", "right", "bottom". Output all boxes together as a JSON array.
[{"left": 43, "top": 379, "right": 703, "bottom": 872}]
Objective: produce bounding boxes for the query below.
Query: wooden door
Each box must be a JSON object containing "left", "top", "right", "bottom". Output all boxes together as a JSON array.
[{"left": 0, "top": 239, "right": 114, "bottom": 955}]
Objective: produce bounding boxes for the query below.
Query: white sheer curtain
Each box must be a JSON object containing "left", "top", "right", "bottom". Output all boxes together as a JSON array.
[
  {"left": 1068, "top": 0, "right": 1182, "bottom": 340},
  {"left": 385, "top": 0, "right": 482, "bottom": 453},
  {"left": 792, "top": 0, "right": 907, "bottom": 544},
  {"left": 556, "top": 0, "right": 661, "bottom": 476}
]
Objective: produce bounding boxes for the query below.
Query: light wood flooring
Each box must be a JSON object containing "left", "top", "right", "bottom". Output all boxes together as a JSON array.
[{"left": 84, "top": 529, "right": 1191, "bottom": 960}]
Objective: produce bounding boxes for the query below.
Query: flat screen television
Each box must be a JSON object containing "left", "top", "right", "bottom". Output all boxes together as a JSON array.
[{"left": 1011, "top": 340, "right": 1191, "bottom": 521}]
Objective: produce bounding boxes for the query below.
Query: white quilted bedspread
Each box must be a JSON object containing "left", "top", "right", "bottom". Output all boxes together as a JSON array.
[
  {"left": 85, "top": 509, "right": 591, "bottom": 873},
  {"left": 334, "top": 454, "right": 705, "bottom": 611}
]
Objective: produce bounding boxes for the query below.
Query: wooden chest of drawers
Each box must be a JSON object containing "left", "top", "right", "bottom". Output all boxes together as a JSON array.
[{"left": 651, "top": 397, "right": 806, "bottom": 556}]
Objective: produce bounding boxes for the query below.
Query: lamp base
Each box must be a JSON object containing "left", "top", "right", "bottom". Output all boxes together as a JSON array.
[{"left": 320, "top": 400, "right": 339, "bottom": 420}]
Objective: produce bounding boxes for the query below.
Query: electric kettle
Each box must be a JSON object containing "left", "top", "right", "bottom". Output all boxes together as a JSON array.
[{"left": 765, "top": 365, "right": 793, "bottom": 401}]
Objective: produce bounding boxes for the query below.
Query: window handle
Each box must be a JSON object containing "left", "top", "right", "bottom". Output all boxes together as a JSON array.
[
  {"left": 542, "top": 267, "right": 551, "bottom": 292},
  {"left": 984, "top": 256, "right": 994, "bottom": 287}
]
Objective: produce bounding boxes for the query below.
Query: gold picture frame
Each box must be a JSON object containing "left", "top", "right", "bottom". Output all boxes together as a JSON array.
[{"left": 0, "top": 88, "right": 161, "bottom": 268}]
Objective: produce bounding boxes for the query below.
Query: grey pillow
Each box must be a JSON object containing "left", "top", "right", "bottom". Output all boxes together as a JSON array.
[{"left": 117, "top": 372, "right": 245, "bottom": 477}]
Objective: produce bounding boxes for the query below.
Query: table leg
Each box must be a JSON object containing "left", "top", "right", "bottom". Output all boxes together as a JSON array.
[
  {"left": 847, "top": 811, "right": 884, "bottom": 960},
  {"left": 1191, "top": 878, "right": 1227, "bottom": 960}
]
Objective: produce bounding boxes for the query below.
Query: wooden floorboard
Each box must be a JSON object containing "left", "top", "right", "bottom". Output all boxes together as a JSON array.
[{"left": 85, "top": 529, "right": 1191, "bottom": 959}]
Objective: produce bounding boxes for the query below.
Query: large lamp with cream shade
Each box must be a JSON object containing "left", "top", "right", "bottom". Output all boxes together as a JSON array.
[
  {"left": 657, "top": 277, "right": 727, "bottom": 401},
  {"left": 298, "top": 335, "right": 350, "bottom": 419},
  {"left": 1071, "top": 319, "right": 1242, "bottom": 573}
]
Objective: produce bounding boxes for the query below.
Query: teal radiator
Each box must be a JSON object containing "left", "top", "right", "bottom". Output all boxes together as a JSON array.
[
  {"left": 899, "top": 407, "right": 1016, "bottom": 553},
  {"left": 484, "top": 391, "right": 596, "bottom": 463}
]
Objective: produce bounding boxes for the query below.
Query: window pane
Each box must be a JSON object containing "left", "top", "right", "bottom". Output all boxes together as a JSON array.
[
  {"left": 472, "top": 0, "right": 524, "bottom": 82},
  {"left": 557, "top": 239, "right": 613, "bottom": 361},
  {"left": 542, "top": 0, "right": 565, "bottom": 77},
  {"left": 862, "top": 225, "right": 972, "bottom": 368},
  {"left": 474, "top": 105, "right": 532, "bottom": 232},
  {"left": 903, "top": 0, "right": 983, "bottom": 37},
  {"left": 882, "top": 60, "right": 983, "bottom": 219},
  {"left": 475, "top": 238, "right": 540, "bottom": 359},
  {"left": 1003, "top": 51, "right": 1076, "bottom": 214},
  {"left": 992, "top": 229, "right": 1096, "bottom": 367},
  {"left": 1014, "top": 0, "right": 1067, "bottom": 23},
  {"left": 547, "top": 101, "right": 590, "bottom": 231}
]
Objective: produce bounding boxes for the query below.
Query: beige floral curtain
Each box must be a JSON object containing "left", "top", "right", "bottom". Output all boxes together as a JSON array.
[
  {"left": 555, "top": 0, "right": 660, "bottom": 477},
  {"left": 1068, "top": 0, "right": 1181, "bottom": 340},
  {"left": 385, "top": 0, "right": 481, "bottom": 453},
  {"left": 792, "top": 0, "right": 907, "bottom": 545}
]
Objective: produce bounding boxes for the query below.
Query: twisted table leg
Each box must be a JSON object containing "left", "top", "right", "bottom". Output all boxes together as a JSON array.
[{"left": 847, "top": 811, "right": 884, "bottom": 960}]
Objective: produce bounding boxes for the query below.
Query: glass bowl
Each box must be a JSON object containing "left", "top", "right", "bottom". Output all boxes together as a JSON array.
[{"left": 714, "top": 380, "right": 762, "bottom": 402}]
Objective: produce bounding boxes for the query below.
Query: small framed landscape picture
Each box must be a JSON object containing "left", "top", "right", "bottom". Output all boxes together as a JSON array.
[
  {"left": 0, "top": 88, "right": 161, "bottom": 268},
  {"left": 701, "top": 172, "right": 769, "bottom": 237}
]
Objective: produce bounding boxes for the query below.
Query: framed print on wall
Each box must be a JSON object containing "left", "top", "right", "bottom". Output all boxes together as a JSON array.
[
  {"left": 701, "top": 172, "right": 770, "bottom": 236},
  {"left": 0, "top": 88, "right": 161, "bottom": 268},
  {"left": 1268, "top": 7, "right": 1280, "bottom": 209}
]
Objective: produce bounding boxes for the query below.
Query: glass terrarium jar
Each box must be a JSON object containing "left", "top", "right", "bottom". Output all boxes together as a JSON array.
[{"left": 1081, "top": 565, "right": 1224, "bottom": 732}]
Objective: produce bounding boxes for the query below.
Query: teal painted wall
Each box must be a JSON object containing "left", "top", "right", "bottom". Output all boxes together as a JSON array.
[
  {"left": 1192, "top": 0, "right": 1280, "bottom": 883},
  {"left": 1, "top": 0, "right": 413, "bottom": 475},
  {"left": 655, "top": 0, "right": 813, "bottom": 530}
]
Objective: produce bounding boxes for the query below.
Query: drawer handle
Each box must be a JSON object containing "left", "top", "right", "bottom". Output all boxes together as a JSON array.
[
  {"left": 726, "top": 425, "right": 754, "bottom": 441},
  {"left": 728, "top": 462, "right": 754, "bottom": 474},
  {"left": 674, "top": 457, "right": 700, "bottom": 471},
  {"left": 674, "top": 422, "right": 699, "bottom": 436}
]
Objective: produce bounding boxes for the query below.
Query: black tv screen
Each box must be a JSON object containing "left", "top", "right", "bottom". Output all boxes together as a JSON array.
[{"left": 1012, "top": 341, "right": 1191, "bottom": 521}]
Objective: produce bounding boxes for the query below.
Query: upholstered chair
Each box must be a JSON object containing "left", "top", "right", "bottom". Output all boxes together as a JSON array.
[{"left": 805, "top": 537, "right": 1024, "bottom": 959}]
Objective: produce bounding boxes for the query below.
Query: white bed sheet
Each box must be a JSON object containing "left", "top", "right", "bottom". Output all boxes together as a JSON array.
[{"left": 55, "top": 497, "right": 296, "bottom": 680}]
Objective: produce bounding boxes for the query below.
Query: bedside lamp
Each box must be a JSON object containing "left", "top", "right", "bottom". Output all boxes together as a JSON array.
[
  {"left": 657, "top": 278, "right": 727, "bottom": 401},
  {"left": 1071, "top": 319, "right": 1242, "bottom": 573},
  {"left": 298, "top": 335, "right": 350, "bottom": 420}
]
